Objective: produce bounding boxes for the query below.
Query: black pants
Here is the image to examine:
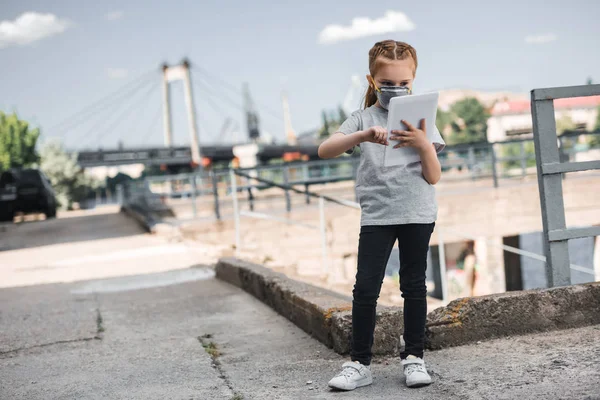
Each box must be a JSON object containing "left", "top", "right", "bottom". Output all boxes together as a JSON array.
[{"left": 350, "top": 223, "right": 435, "bottom": 365}]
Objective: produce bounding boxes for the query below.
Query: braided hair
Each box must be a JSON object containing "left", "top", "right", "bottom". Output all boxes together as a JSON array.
[{"left": 364, "top": 40, "right": 418, "bottom": 109}]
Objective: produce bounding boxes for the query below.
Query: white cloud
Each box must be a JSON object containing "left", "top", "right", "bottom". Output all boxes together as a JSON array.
[
  {"left": 106, "top": 68, "right": 128, "bottom": 79},
  {"left": 318, "top": 11, "right": 415, "bottom": 45},
  {"left": 525, "top": 33, "right": 557, "bottom": 44},
  {"left": 105, "top": 11, "right": 125, "bottom": 21},
  {"left": 0, "top": 12, "right": 70, "bottom": 49}
]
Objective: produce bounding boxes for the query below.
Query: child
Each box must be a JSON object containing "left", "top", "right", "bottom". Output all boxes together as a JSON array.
[{"left": 318, "top": 40, "right": 445, "bottom": 391}]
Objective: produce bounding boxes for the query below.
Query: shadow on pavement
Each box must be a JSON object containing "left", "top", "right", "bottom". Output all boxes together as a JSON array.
[{"left": 0, "top": 208, "right": 145, "bottom": 252}]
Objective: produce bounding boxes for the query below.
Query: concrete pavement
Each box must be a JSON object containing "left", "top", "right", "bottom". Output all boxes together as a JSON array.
[
  {"left": 1, "top": 208, "right": 599, "bottom": 399},
  {"left": 2, "top": 271, "right": 600, "bottom": 399}
]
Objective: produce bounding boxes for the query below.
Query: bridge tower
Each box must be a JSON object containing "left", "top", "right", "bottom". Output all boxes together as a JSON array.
[{"left": 161, "top": 59, "right": 201, "bottom": 166}]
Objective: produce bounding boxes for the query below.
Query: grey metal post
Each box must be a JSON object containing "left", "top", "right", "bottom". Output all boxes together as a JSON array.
[
  {"left": 490, "top": 144, "right": 499, "bottom": 188},
  {"left": 319, "top": 196, "right": 329, "bottom": 278},
  {"left": 116, "top": 184, "right": 124, "bottom": 206},
  {"left": 211, "top": 171, "right": 221, "bottom": 220},
  {"left": 468, "top": 147, "right": 476, "bottom": 180},
  {"left": 520, "top": 141, "right": 527, "bottom": 178},
  {"left": 190, "top": 176, "right": 197, "bottom": 218},
  {"left": 283, "top": 166, "right": 291, "bottom": 212},
  {"left": 305, "top": 183, "right": 310, "bottom": 205},
  {"left": 247, "top": 187, "right": 255, "bottom": 211},
  {"left": 230, "top": 169, "right": 241, "bottom": 254},
  {"left": 437, "top": 229, "right": 448, "bottom": 305},
  {"left": 531, "top": 96, "right": 570, "bottom": 287}
]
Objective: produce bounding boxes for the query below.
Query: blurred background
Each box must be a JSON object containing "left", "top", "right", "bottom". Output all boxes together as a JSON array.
[{"left": 1, "top": 0, "right": 599, "bottom": 306}]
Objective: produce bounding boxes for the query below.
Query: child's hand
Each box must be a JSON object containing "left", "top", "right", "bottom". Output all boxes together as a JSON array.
[
  {"left": 390, "top": 119, "right": 429, "bottom": 152},
  {"left": 361, "top": 126, "right": 389, "bottom": 146}
]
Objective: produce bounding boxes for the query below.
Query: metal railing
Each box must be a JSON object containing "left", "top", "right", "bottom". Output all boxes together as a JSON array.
[
  {"left": 122, "top": 131, "right": 600, "bottom": 221},
  {"left": 228, "top": 169, "right": 595, "bottom": 304},
  {"left": 531, "top": 84, "right": 600, "bottom": 287}
]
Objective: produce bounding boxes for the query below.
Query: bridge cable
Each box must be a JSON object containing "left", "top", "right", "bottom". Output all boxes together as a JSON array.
[
  {"left": 140, "top": 99, "right": 164, "bottom": 145},
  {"left": 80, "top": 81, "right": 159, "bottom": 149},
  {"left": 121, "top": 83, "right": 161, "bottom": 147},
  {"left": 74, "top": 79, "right": 157, "bottom": 148},
  {"left": 192, "top": 65, "right": 283, "bottom": 122},
  {"left": 46, "top": 69, "right": 158, "bottom": 139},
  {"left": 85, "top": 81, "right": 159, "bottom": 148}
]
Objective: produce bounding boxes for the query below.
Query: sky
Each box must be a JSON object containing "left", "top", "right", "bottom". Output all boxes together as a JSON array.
[{"left": 1, "top": 0, "right": 599, "bottom": 150}]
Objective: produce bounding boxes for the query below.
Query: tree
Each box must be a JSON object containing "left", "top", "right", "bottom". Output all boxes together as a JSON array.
[
  {"left": 590, "top": 106, "right": 600, "bottom": 148},
  {"left": 555, "top": 115, "right": 576, "bottom": 135},
  {"left": 0, "top": 111, "right": 40, "bottom": 172},
  {"left": 38, "top": 141, "right": 99, "bottom": 210},
  {"left": 338, "top": 106, "right": 348, "bottom": 125},
  {"left": 436, "top": 108, "right": 454, "bottom": 136},
  {"left": 318, "top": 110, "right": 331, "bottom": 140},
  {"left": 318, "top": 105, "right": 348, "bottom": 140},
  {"left": 501, "top": 142, "right": 536, "bottom": 171},
  {"left": 586, "top": 77, "right": 594, "bottom": 85},
  {"left": 445, "top": 98, "right": 490, "bottom": 145}
]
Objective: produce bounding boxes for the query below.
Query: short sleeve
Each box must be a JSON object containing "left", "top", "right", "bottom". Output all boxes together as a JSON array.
[
  {"left": 337, "top": 111, "right": 362, "bottom": 155},
  {"left": 431, "top": 126, "right": 446, "bottom": 154}
]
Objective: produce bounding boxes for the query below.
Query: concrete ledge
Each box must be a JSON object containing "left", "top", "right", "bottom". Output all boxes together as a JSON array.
[
  {"left": 216, "top": 257, "right": 600, "bottom": 355},
  {"left": 426, "top": 282, "right": 600, "bottom": 349},
  {"left": 121, "top": 205, "right": 177, "bottom": 236},
  {"left": 121, "top": 205, "right": 155, "bottom": 233}
]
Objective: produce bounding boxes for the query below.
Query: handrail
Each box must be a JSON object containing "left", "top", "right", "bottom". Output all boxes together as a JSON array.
[{"left": 233, "top": 170, "right": 360, "bottom": 210}]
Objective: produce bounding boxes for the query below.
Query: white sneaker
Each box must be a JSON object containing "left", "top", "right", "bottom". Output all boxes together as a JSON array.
[
  {"left": 402, "top": 355, "right": 432, "bottom": 388},
  {"left": 328, "top": 361, "right": 373, "bottom": 391}
]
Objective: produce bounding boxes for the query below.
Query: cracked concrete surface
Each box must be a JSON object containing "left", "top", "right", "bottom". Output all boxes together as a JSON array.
[
  {"left": 2, "top": 274, "right": 599, "bottom": 400},
  {"left": 1, "top": 208, "right": 599, "bottom": 399}
]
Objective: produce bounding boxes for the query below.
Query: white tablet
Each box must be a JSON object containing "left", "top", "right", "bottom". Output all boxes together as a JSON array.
[{"left": 384, "top": 92, "right": 439, "bottom": 167}]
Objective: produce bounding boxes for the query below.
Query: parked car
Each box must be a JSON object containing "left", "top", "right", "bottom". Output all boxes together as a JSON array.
[{"left": 0, "top": 168, "right": 57, "bottom": 222}]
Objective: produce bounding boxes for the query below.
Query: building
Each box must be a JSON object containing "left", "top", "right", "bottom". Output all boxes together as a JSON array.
[{"left": 488, "top": 95, "right": 600, "bottom": 142}]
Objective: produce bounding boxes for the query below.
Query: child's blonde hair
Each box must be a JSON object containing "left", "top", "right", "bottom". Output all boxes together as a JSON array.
[{"left": 364, "top": 40, "right": 418, "bottom": 109}]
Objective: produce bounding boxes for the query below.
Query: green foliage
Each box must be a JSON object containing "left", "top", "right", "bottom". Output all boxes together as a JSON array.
[
  {"left": 444, "top": 98, "right": 490, "bottom": 145},
  {"left": 338, "top": 105, "right": 348, "bottom": 125},
  {"left": 39, "top": 141, "right": 99, "bottom": 210},
  {"left": 435, "top": 108, "right": 454, "bottom": 138},
  {"left": 0, "top": 111, "right": 40, "bottom": 172},
  {"left": 590, "top": 106, "right": 600, "bottom": 148},
  {"left": 318, "top": 110, "right": 331, "bottom": 140},
  {"left": 500, "top": 142, "right": 536, "bottom": 171},
  {"left": 555, "top": 115, "right": 576, "bottom": 135},
  {"left": 318, "top": 105, "right": 350, "bottom": 140},
  {"left": 105, "top": 172, "right": 133, "bottom": 194}
]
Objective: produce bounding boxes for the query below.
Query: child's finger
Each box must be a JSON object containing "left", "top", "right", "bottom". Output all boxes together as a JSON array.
[{"left": 401, "top": 120, "right": 416, "bottom": 131}]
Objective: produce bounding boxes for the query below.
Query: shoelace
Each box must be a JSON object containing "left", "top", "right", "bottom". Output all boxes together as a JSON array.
[
  {"left": 338, "top": 367, "right": 360, "bottom": 379},
  {"left": 405, "top": 363, "right": 426, "bottom": 376}
]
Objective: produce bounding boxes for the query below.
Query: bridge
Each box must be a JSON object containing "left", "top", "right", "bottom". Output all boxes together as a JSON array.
[
  {"left": 5, "top": 53, "right": 600, "bottom": 398},
  {"left": 76, "top": 143, "right": 321, "bottom": 167},
  {"left": 46, "top": 58, "right": 358, "bottom": 170}
]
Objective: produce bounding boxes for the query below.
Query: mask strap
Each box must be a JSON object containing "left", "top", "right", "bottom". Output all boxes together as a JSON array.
[{"left": 369, "top": 76, "right": 381, "bottom": 93}]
